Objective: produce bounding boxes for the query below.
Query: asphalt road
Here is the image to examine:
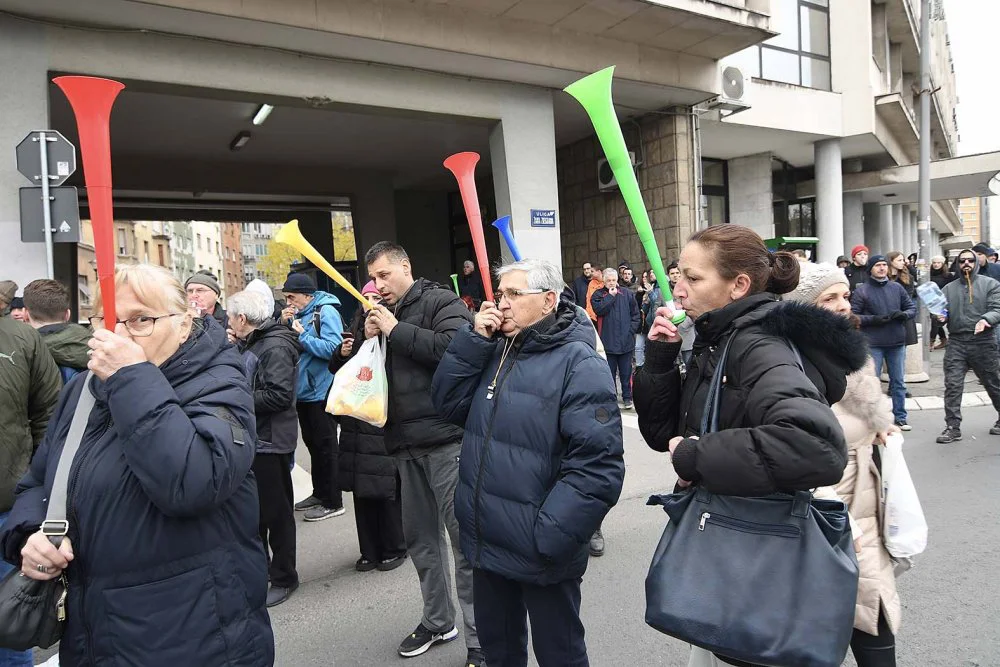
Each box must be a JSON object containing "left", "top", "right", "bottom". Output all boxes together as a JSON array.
[
  {"left": 267, "top": 406, "right": 1000, "bottom": 667},
  {"left": 32, "top": 405, "right": 1000, "bottom": 666}
]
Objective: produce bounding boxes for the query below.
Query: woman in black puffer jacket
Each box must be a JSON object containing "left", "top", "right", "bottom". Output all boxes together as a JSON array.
[
  {"left": 634, "top": 225, "right": 854, "bottom": 667},
  {"left": 329, "top": 283, "right": 406, "bottom": 573}
]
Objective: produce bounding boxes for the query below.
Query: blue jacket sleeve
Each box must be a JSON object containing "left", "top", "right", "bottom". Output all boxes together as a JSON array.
[
  {"left": 591, "top": 289, "right": 614, "bottom": 316},
  {"left": 534, "top": 353, "right": 625, "bottom": 563},
  {"left": 431, "top": 324, "right": 496, "bottom": 426},
  {"left": 298, "top": 305, "right": 343, "bottom": 361},
  {"left": 104, "top": 362, "right": 257, "bottom": 518}
]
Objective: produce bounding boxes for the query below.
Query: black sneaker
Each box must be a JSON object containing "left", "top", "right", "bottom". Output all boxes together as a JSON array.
[
  {"left": 294, "top": 495, "right": 323, "bottom": 512},
  {"left": 990, "top": 421, "right": 1000, "bottom": 436},
  {"left": 398, "top": 623, "right": 458, "bottom": 658},
  {"left": 303, "top": 506, "right": 346, "bottom": 522},
  {"left": 622, "top": 400, "right": 633, "bottom": 410},
  {"left": 466, "top": 648, "right": 486, "bottom": 667},
  {"left": 895, "top": 420, "right": 912, "bottom": 432},
  {"left": 265, "top": 582, "right": 298, "bottom": 607},
  {"left": 936, "top": 427, "right": 962, "bottom": 444},
  {"left": 589, "top": 529, "right": 605, "bottom": 557},
  {"left": 356, "top": 557, "right": 378, "bottom": 572},
  {"left": 377, "top": 554, "right": 408, "bottom": 572}
]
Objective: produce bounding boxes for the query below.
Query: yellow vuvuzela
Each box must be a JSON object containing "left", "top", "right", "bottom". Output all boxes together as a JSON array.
[{"left": 275, "top": 219, "right": 371, "bottom": 310}]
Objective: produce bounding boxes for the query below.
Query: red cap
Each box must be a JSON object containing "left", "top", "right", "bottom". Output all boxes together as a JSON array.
[{"left": 851, "top": 245, "right": 869, "bottom": 258}]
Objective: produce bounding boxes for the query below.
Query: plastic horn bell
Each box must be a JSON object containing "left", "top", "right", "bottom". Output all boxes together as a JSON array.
[
  {"left": 564, "top": 67, "right": 685, "bottom": 324},
  {"left": 54, "top": 76, "right": 124, "bottom": 325},
  {"left": 443, "top": 152, "right": 494, "bottom": 303},
  {"left": 492, "top": 216, "right": 522, "bottom": 262},
  {"left": 275, "top": 219, "right": 371, "bottom": 310},
  {"left": 450, "top": 274, "right": 460, "bottom": 296}
]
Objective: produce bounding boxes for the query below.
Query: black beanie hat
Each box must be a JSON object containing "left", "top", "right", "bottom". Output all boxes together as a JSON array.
[{"left": 282, "top": 272, "right": 317, "bottom": 295}]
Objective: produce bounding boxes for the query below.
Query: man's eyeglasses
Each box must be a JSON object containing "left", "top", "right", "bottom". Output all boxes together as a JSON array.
[
  {"left": 958, "top": 258, "right": 976, "bottom": 265},
  {"left": 495, "top": 288, "right": 547, "bottom": 305},
  {"left": 88, "top": 313, "right": 182, "bottom": 337}
]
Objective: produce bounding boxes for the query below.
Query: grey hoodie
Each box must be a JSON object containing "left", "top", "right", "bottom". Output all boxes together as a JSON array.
[{"left": 942, "top": 249, "right": 1000, "bottom": 338}]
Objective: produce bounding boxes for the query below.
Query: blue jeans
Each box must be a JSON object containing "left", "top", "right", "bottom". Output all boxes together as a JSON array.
[
  {"left": 870, "top": 345, "right": 907, "bottom": 423},
  {"left": 0, "top": 512, "right": 33, "bottom": 666},
  {"left": 607, "top": 352, "right": 634, "bottom": 401}
]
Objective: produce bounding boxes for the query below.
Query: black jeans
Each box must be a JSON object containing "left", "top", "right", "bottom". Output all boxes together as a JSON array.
[
  {"left": 850, "top": 609, "right": 896, "bottom": 667},
  {"left": 296, "top": 401, "right": 342, "bottom": 509},
  {"left": 943, "top": 336, "right": 1000, "bottom": 427},
  {"left": 354, "top": 474, "right": 406, "bottom": 561},
  {"left": 473, "top": 568, "right": 588, "bottom": 667},
  {"left": 252, "top": 452, "right": 298, "bottom": 588}
]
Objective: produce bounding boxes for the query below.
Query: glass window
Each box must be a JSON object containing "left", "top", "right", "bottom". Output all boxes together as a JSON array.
[
  {"left": 803, "top": 0, "right": 827, "bottom": 6},
  {"left": 727, "top": 46, "right": 760, "bottom": 78},
  {"left": 704, "top": 195, "right": 727, "bottom": 226},
  {"left": 801, "top": 56, "right": 831, "bottom": 90},
  {"left": 703, "top": 160, "right": 726, "bottom": 187},
  {"left": 764, "top": 0, "right": 799, "bottom": 50},
  {"left": 800, "top": 6, "right": 830, "bottom": 56},
  {"left": 762, "top": 48, "right": 800, "bottom": 85}
]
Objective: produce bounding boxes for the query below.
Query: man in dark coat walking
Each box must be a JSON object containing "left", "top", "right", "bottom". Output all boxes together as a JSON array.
[
  {"left": 571, "top": 262, "right": 594, "bottom": 306},
  {"left": 432, "top": 258, "right": 624, "bottom": 667},
  {"left": 590, "top": 267, "right": 641, "bottom": 410},
  {"left": 362, "top": 242, "right": 482, "bottom": 666},
  {"left": 852, "top": 254, "right": 916, "bottom": 430},
  {"left": 229, "top": 290, "right": 302, "bottom": 608}
]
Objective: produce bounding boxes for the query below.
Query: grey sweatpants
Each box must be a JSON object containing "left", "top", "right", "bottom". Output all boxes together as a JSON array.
[
  {"left": 397, "top": 442, "right": 478, "bottom": 649},
  {"left": 944, "top": 336, "right": 1000, "bottom": 427}
]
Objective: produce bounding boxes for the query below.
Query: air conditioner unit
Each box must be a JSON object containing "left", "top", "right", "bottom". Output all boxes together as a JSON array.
[
  {"left": 597, "top": 152, "right": 636, "bottom": 191},
  {"left": 708, "top": 64, "right": 752, "bottom": 115}
]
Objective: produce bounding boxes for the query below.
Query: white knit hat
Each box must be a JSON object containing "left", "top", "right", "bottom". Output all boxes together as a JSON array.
[{"left": 783, "top": 262, "right": 850, "bottom": 304}]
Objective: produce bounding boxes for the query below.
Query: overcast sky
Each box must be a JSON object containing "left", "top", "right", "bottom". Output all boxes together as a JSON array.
[{"left": 944, "top": 0, "right": 1000, "bottom": 155}]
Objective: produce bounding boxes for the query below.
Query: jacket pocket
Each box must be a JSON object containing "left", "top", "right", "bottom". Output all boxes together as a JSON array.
[{"left": 102, "top": 565, "right": 227, "bottom": 666}]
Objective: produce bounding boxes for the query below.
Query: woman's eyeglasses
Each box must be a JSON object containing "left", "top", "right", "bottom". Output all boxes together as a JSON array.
[{"left": 88, "top": 313, "right": 182, "bottom": 337}]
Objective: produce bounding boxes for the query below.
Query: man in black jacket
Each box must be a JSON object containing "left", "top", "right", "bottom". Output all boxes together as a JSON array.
[
  {"left": 431, "top": 258, "right": 624, "bottom": 667},
  {"left": 228, "top": 290, "right": 303, "bottom": 608},
  {"left": 362, "top": 242, "right": 481, "bottom": 666},
  {"left": 845, "top": 244, "right": 870, "bottom": 293},
  {"left": 571, "top": 262, "right": 594, "bottom": 306}
]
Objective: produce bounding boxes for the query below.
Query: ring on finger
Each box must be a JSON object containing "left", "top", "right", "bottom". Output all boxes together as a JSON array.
[{"left": 36, "top": 563, "right": 48, "bottom": 573}]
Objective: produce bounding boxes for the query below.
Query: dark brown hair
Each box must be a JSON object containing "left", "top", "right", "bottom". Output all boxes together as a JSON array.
[
  {"left": 886, "top": 251, "right": 911, "bottom": 285},
  {"left": 23, "top": 279, "right": 70, "bottom": 322},
  {"left": 688, "top": 224, "right": 800, "bottom": 295}
]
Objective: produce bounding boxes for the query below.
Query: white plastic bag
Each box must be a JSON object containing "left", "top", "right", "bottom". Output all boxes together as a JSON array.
[
  {"left": 326, "top": 336, "right": 388, "bottom": 428},
  {"left": 880, "top": 433, "right": 928, "bottom": 558}
]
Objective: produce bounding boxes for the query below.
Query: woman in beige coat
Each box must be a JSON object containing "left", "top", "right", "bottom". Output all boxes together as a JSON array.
[{"left": 786, "top": 262, "right": 901, "bottom": 667}]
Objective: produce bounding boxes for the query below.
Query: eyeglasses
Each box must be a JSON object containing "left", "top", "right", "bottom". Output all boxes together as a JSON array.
[
  {"left": 958, "top": 258, "right": 976, "bottom": 265},
  {"left": 88, "top": 313, "right": 182, "bottom": 337},
  {"left": 495, "top": 288, "right": 547, "bottom": 305},
  {"left": 186, "top": 287, "right": 214, "bottom": 296}
]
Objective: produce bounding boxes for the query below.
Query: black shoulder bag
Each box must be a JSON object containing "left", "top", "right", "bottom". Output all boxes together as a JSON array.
[
  {"left": 644, "top": 334, "right": 859, "bottom": 667},
  {"left": 0, "top": 373, "right": 96, "bottom": 650}
]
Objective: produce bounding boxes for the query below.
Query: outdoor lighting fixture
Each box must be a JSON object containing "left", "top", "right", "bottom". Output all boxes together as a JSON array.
[
  {"left": 252, "top": 104, "right": 274, "bottom": 126},
  {"left": 230, "top": 131, "right": 251, "bottom": 151}
]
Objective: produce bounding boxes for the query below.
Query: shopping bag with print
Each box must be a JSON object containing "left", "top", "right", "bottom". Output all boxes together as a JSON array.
[{"left": 326, "top": 336, "right": 388, "bottom": 427}]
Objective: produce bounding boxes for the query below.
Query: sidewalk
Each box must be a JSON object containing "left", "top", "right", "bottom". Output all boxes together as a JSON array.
[{"left": 899, "top": 346, "right": 994, "bottom": 412}]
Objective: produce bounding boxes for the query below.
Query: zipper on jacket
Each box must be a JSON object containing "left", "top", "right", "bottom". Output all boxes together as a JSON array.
[
  {"left": 697, "top": 511, "right": 799, "bottom": 538},
  {"left": 473, "top": 349, "right": 521, "bottom": 566}
]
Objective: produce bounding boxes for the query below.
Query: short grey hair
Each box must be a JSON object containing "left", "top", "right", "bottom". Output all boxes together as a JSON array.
[
  {"left": 495, "top": 259, "right": 563, "bottom": 293},
  {"left": 603, "top": 268, "right": 618, "bottom": 280},
  {"left": 227, "top": 290, "right": 272, "bottom": 326}
]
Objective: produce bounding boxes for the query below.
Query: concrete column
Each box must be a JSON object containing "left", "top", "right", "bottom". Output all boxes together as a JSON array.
[
  {"left": 814, "top": 139, "right": 844, "bottom": 263},
  {"left": 878, "top": 205, "right": 894, "bottom": 255},
  {"left": 0, "top": 17, "right": 49, "bottom": 291},
  {"left": 891, "top": 205, "right": 905, "bottom": 253},
  {"left": 863, "top": 202, "right": 881, "bottom": 251},
  {"left": 489, "top": 97, "right": 561, "bottom": 270},
  {"left": 910, "top": 210, "right": 919, "bottom": 255},
  {"left": 843, "top": 192, "right": 864, "bottom": 257}
]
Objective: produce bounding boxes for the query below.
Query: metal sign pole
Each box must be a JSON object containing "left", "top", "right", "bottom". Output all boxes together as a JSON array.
[
  {"left": 918, "top": 0, "right": 932, "bottom": 372},
  {"left": 37, "top": 131, "right": 55, "bottom": 279}
]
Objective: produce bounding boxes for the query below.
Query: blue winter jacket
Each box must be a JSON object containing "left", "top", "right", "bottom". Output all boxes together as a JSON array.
[
  {"left": 591, "top": 286, "right": 641, "bottom": 354},
  {"left": 851, "top": 277, "right": 916, "bottom": 348},
  {"left": 431, "top": 304, "right": 625, "bottom": 586},
  {"left": 294, "top": 290, "right": 344, "bottom": 403},
  {"left": 0, "top": 318, "right": 273, "bottom": 666}
]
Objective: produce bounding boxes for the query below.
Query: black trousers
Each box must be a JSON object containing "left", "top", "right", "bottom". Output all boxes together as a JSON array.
[
  {"left": 354, "top": 475, "right": 406, "bottom": 561},
  {"left": 850, "top": 608, "right": 896, "bottom": 667},
  {"left": 943, "top": 336, "right": 1000, "bottom": 427},
  {"left": 252, "top": 452, "right": 298, "bottom": 588},
  {"left": 296, "top": 401, "right": 342, "bottom": 509},
  {"left": 473, "top": 568, "right": 588, "bottom": 667}
]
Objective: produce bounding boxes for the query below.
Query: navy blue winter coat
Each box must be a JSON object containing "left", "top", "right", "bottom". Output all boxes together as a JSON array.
[
  {"left": 0, "top": 318, "right": 273, "bottom": 666},
  {"left": 851, "top": 277, "right": 916, "bottom": 348},
  {"left": 591, "top": 286, "right": 641, "bottom": 354},
  {"left": 431, "top": 304, "right": 625, "bottom": 586}
]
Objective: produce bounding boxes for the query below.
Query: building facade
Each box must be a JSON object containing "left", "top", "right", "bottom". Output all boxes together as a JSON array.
[
  {"left": 242, "top": 222, "right": 279, "bottom": 284},
  {"left": 221, "top": 222, "right": 244, "bottom": 297},
  {"left": 191, "top": 220, "right": 224, "bottom": 293},
  {"left": 167, "top": 221, "right": 196, "bottom": 285},
  {"left": 959, "top": 197, "right": 985, "bottom": 243}
]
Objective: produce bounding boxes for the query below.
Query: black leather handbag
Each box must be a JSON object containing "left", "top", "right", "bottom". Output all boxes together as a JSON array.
[
  {"left": 0, "top": 375, "right": 95, "bottom": 651},
  {"left": 644, "top": 334, "right": 859, "bottom": 667}
]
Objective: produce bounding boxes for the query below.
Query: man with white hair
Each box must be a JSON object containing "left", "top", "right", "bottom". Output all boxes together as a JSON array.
[
  {"left": 228, "top": 290, "right": 303, "bottom": 607},
  {"left": 458, "top": 259, "right": 485, "bottom": 307},
  {"left": 432, "top": 258, "right": 625, "bottom": 667}
]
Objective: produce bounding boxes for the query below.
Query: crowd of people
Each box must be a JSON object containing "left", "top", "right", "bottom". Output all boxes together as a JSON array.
[{"left": 0, "top": 223, "right": 995, "bottom": 667}]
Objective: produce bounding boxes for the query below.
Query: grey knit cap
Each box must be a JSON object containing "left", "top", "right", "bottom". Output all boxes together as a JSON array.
[
  {"left": 783, "top": 262, "right": 850, "bottom": 305},
  {"left": 185, "top": 272, "right": 221, "bottom": 295}
]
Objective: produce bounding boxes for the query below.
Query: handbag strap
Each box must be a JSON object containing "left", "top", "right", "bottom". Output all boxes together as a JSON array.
[
  {"left": 41, "top": 373, "right": 96, "bottom": 546},
  {"left": 699, "top": 332, "right": 738, "bottom": 436}
]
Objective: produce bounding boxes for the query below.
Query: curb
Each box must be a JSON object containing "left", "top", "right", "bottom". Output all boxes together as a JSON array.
[{"left": 906, "top": 391, "right": 994, "bottom": 412}]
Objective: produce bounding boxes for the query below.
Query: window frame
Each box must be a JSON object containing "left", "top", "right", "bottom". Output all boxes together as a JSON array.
[{"left": 752, "top": 0, "right": 831, "bottom": 91}]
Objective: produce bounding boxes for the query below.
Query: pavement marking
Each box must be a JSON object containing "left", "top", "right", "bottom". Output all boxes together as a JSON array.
[{"left": 292, "top": 464, "right": 313, "bottom": 503}]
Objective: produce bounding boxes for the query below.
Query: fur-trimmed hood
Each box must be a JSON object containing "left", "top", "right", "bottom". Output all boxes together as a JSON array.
[{"left": 758, "top": 301, "right": 870, "bottom": 405}]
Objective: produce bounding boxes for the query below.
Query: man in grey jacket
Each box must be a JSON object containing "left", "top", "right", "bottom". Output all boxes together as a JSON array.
[{"left": 936, "top": 248, "right": 1000, "bottom": 443}]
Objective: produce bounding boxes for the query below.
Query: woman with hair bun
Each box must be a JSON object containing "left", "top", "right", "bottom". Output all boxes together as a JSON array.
[{"left": 634, "top": 225, "right": 857, "bottom": 665}]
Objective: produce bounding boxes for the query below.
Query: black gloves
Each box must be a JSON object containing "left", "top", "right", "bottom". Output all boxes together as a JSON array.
[{"left": 891, "top": 311, "right": 909, "bottom": 322}]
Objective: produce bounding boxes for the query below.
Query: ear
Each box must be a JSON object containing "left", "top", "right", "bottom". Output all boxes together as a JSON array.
[
  {"left": 731, "top": 274, "right": 752, "bottom": 300},
  {"left": 543, "top": 291, "right": 558, "bottom": 313},
  {"left": 63, "top": 309, "right": 72, "bottom": 323},
  {"left": 178, "top": 310, "right": 196, "bottom": 343},
  {"left": 402, "top": 259, "right": 412, "bottom": 277}
]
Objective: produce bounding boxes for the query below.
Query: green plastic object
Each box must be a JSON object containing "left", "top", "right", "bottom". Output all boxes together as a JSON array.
[
  {"left": 764, "top": 236, "right": 820, "bottom": 251},
  {"left": 450, "top": 273, "right": 460, "bottom": 296},
  {"left": 564, "top": 66, "right": 685, "bottom": 325}
]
